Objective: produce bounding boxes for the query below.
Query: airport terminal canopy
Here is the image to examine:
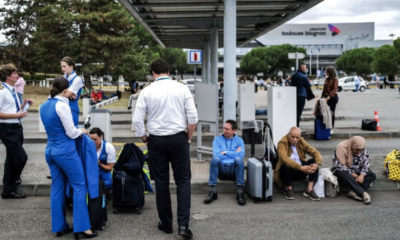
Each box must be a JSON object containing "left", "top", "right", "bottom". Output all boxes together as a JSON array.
[{"left": 118, "top": 0, "right": 323, "bottom": 49}]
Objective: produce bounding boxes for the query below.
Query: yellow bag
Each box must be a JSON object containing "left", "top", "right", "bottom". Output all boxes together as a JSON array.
[{"left": 384, "top": 149, "right": 400, "bottom": 181}]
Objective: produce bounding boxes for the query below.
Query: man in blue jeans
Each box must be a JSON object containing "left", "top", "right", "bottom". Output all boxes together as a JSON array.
[{"left": 204, "top": 119, "right": 246, "bottom": 206}]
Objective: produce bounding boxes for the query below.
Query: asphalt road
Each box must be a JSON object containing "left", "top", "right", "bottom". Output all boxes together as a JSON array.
[{"left": 1, "top": 192, "right": 400, "bottom": 240}]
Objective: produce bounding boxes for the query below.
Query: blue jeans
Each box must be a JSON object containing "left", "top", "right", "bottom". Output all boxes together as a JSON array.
[
  {"left": 355, "top": 84, "right": 360, "bottom": 92},
  {"left": 208, "top": 157, "right": 245, "bottom": 186}
]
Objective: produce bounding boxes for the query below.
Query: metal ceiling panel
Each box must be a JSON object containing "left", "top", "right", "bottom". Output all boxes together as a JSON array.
[{"left": 118, "top": 0, "right": 324, "bottom": 49}]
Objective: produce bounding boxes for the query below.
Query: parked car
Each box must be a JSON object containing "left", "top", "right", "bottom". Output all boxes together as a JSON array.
[
  {"left": 181, "top": 79, "right": 202, "bottom": 94},
  {"left": 338, "top": 76, "right": 366, "bottom": 92}
]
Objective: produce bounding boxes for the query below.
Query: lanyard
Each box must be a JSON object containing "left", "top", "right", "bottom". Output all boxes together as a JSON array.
[
  {"left": 2, "top": 83, "right": 20, "bottom": 112},
  {"left": 155, "top": 77, "right": 170, "bottom": 81}
]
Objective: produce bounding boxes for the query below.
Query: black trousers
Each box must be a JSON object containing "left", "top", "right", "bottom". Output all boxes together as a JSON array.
[
  {"left": 0, "top": 123, "right": 28, "bottom": 194},
  {"left": 296, "top": 97, "right": 306, "bottom": 127},
  {"left": 148, "top": 131, "right": 191, "bottom": 229},
  {"left": 334, "top": 170, "right": 376, "bottom": 196},
  {"left": 326, "top": 94, "right": 339, "bottom": 128},
  {"left": 280, "top": 158, "right": 319, "bottom": 187}
]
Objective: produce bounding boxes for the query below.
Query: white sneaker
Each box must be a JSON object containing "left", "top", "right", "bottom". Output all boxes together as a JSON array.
[{"left": 330, "top": 129, "right": 334, "bottom": 134}]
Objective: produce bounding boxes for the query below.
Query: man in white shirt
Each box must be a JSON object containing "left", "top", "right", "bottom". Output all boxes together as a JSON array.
[
  {"left": 0, "top": 64, "right": 34, "bottom": 199},
  {"left": 354, "top": 75, "right": 362, "bottom": 94},
  {"left": 133, "top": 58, "right": 198, "bottom": 239}
]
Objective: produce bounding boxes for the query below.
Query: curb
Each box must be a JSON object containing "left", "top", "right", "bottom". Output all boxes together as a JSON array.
[{"left": 2, "top": 179, "right": 399, "bottom": 196}]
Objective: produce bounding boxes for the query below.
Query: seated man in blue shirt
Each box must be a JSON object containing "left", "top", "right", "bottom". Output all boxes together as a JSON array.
[{"left": 204, "top": 120, "right": 246, "bottom": 206}]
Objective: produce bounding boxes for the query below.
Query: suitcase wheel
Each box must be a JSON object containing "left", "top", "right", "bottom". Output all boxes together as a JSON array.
[
  {"left": 134, "top": 208, "right": 142, "bottom": 215},
  {"left": 100, "top": 224, "right": 106, "bottom": 231},
  {"left": 113, "top": 208, "right": 119, "bottom": 214}
]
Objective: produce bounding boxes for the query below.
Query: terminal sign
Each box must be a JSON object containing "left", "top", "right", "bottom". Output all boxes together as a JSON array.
[{"left": 187, "top": 50, "right": 202, "bottom": 64}]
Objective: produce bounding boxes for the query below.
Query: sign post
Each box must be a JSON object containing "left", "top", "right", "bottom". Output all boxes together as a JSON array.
[
  {"left": 288, "top": 52, "right": 305, "bottom": 70},
  {"left": 187, "top": 50, "right": 202, "bottom": 80}
]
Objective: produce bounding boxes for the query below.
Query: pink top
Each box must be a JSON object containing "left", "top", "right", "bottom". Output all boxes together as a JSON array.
[{"left": 14, "top": 77, "right": 25, "bottom": 94}]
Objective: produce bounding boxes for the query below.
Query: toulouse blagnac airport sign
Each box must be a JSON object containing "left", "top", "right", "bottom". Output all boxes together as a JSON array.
[{"left": 282, "top": 24, "right": 341, "bottom": 37}]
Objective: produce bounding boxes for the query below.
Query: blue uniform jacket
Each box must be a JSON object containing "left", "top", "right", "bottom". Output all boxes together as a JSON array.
[
  {"left": 67, "top": 135, "right": 99, "bottom": 199},
  {"left": 291, "top": 70, "right": 311, "bottom": 98}
]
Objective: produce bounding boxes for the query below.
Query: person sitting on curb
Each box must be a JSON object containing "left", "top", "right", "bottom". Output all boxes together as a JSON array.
[
  {"left": 204, "top": 119, "right": 246, "bottom": 206},
  {"left": 275, "top": 126, "right": 322, "bottom": 201},
  {"left": 331, "top": 136, "right": 376, "bottom": 205}
]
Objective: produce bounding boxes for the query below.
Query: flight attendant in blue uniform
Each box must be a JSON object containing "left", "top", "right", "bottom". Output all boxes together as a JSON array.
[
  {"left": 89, "top": 127, "right": 116, "bottom": 191},
  {"left": 60, "top": 56, "right": 84, "bottom": 126},
  {"left": 40, "top": 77, "right": 98, "bottom": 239}
]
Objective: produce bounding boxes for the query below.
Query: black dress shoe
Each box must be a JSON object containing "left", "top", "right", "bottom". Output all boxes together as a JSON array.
[
  {"left": 237, "top": 193, "right": 246, "bottom": 206},
  {"left": 204, "top": 191, "right": 218, "bottom": 204},
  {"left": 2, "top": 192, "right": 26, "bottom": 199},
  {"left": 157, "top": 222, "right": 173, "bottom": 234},
  {"left": 46, "top": 175, "right": 52, "bottom": 179},
  {"left": 56, "top": 227, "right": 73, "bottom": 237},
  {"left": 74, "top": 230, "right": 98, "bottom": 239},
  {"left": 178, "top": 226, "right": 193, "bottom": 239}
]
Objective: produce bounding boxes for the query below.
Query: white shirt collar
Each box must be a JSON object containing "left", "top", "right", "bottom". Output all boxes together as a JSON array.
[
  {"left": 55, "top": 95, "right": 69, "bottom": 104},
  {"left": 2, "top": 82, "right": 15, "bottom": 90}
]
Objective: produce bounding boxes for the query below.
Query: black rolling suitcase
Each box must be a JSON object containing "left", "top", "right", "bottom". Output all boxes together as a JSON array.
[
  {"left": 112, "top": 170, "right": 145, "bottom": 214},
  {"left": 88, "top": 180, "right": 108, "bottom": 230}
]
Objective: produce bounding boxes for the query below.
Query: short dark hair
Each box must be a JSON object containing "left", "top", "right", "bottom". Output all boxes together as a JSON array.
[
  {"left": 225, "top": 119, "right": 238, "bottom": 130},
  {"left": 150, "top": 58, "right": 169, "bottom": 75},
  {"left": 89, "top": 127, "right": 104, "bottom": 137},
  {"left": 0, "top": 64, "right": 18, "bottom": 81},
  {"left": 60, "top": 56, "right": 75, "bottom": 69},
  {"left": 50, "top": 77, "right": 69, "bottom": 98}
]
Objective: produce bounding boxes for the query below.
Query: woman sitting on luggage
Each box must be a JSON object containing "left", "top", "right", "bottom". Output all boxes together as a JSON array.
[
  {"left": 331, "top": 136, "right": 376, "bottom": 204},
  {"left": 41, "top": 77, "right": 97, "bottom": 239},
  {"left": 89, "top": 127, "right": 116, "bottom": 192}
]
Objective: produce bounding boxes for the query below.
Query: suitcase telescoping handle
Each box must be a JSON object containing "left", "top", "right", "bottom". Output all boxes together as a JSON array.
[{"left": 263, "top": 122, "right": 277, "bottom": 162}]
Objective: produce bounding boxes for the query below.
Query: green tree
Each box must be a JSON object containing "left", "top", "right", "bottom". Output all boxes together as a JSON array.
[
  {"left": 0, "top": 0, "right": 39, "bottom": 70},
  {"left": 393, "top": 37, "right": 400, "bottom": 54},
  {"left": 240, "top": 44, "right": 306, "bottom": 76},
  {"left": 29, "top": 0, "right": 160, "bottom": 87},
  {"left": 335, "top": 48, "right": 375, "bottom": 77},
  {"left": 160, "top": 48, "right": 191, "bottom": 78},
  {"left": 371, "top": 45, "right": 400, "bottom": 76}
]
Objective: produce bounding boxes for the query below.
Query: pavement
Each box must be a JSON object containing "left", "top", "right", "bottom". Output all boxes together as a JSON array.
[
  {"left": 1, "top": 192, "right": 400, "bottom": 240},
  {"left": 1, "top": 87, "right": 400, "bottom": 195}
]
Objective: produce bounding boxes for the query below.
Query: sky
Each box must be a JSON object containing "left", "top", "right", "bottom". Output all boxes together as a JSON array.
[
  {"left": 1, "top": 0, "right": 400, "bottom": 41},
  {"left": 287, "top": 0, "right": 400, "bottom": 40}
]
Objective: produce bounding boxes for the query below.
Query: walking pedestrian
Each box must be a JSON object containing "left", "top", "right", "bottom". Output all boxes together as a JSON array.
[
  {"left": 60, "top": 56, "right": 84, "bottom": 126},
  {"left": 321, "top": 66, "right": 339, "bottom": 134},
  {"left": 354, "top": 75, "right": 361, "bottom": 93},
  {"left": 0, "top": 64, "right": 34, "bottom": 199},
  {"left": 375, "top": 75, "right": 380, "bottom": 90},
  {"left": 133, "top": 58, "right": 198, "bottom": 239}
]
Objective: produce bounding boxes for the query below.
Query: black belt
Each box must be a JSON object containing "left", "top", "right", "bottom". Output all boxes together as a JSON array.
[{"left": 0, "top": 122, "right": 22, "bottom": 126}]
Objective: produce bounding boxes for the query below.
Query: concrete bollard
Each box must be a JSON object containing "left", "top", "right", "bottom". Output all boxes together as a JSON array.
[
  {"left": 131, "top": 99, "right": 137, "bottom": 132},
  {"left": 39, "top": 81, "right": 42, "bottom": 87},
  {"left": 38, "top": 105, "right": 45, "bottom": 133},
  {"left": 82, "top": 98, "right": 90, "bottom": 118}
]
